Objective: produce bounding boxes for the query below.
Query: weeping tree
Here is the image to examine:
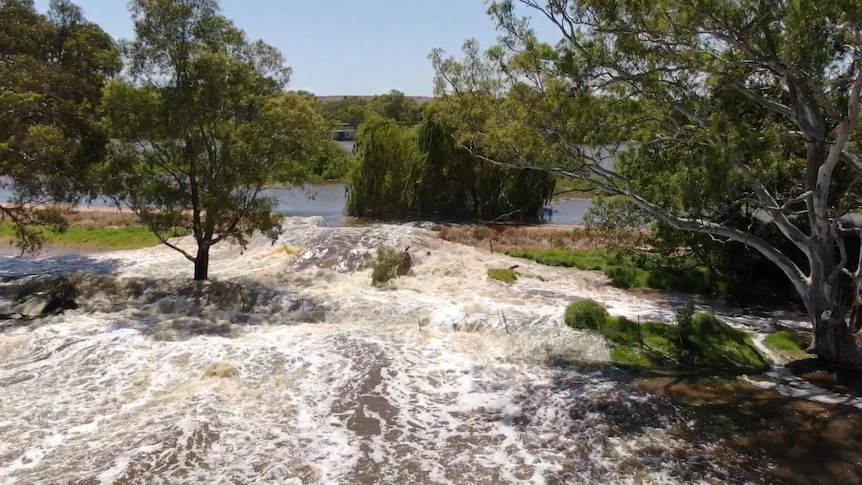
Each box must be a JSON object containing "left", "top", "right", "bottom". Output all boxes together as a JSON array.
[
  {"left": 0, "top": 0, "right": 119, "bottom": 252},
  {"left": 101, "top": 0, "right": 328, "bottom": 280},
  {"left": 432, "top": 0, "right": 862, "bottom": 364},
  {"left": 346, "top": 113, "right": 421, "bottom": 218},
  {"left": 347, "top": 108, "right": 555, "bottom": 221}
]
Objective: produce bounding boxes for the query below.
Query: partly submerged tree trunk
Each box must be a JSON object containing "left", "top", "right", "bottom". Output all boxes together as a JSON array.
[
  {"left": 194, "top": 243, "right": 210, "bottom": 281},
  {"left": 811, "top": 313, "right": 862, "bottom": 366},
  {"left": 805, "top": 274, "right": 862, "bottom": 366}
]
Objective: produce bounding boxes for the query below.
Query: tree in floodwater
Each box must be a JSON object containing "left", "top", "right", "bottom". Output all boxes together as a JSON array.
[
  {"left": 0, "top": 0, "right": 120, "bottom": 252},
  {"left": 432, "top": 0, "right": 862, "bottom": 364},
  {"left": 347, "top": 108, "right": 555, "bottom": 220},
  {"left": 101, "top": 0, "right": 329, "bottom": 280}
]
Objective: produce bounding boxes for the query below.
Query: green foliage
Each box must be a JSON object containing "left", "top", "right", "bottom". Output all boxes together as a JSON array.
[
  {"left": 100, "top": 0, "right": 330, "bottom": 280},
  {"left": 587, "top": 196, "right": 802, "bottom": 302},
  {"left": 506, "top": 248, "right": 608, "bottom": 270},
  {"left": 434, "top": 0, "right": 862, "bottom": 363},
  {"left": 0, "top": 0, "right": 120, "bottom": 252},
  {"left": 487, "top": 268, "right": 517, "bottom": 283},
  {"left": 563, "top": 299, "right": 610, "bottom": 330},
  {"left": 564, "top": 300, "right": 769, "bottom": 370},
  {"left": 507, "top": 248, "right": 718, "bottom": 294},
  {"left": 764, "top": 331, "right": 810, "bottom": 352},
  {"left": 764, "top": 331, "right": 812, "bottom": 361},
  {"left": 347, "top": 113, "right": 422, "bottom": 218},
  {"left": 371, "top": 246, "right": 408, "bottom": 286},
  {"left": 309, "top": 140, "right": 352, "bottom": 181},
  {"left": 347, "top": 107, "right": 555, "bottom": 221}
]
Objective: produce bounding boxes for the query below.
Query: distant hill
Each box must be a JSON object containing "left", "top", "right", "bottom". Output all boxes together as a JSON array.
[{"left": 316, "top": 95, "right": 435, "bottom": 105}]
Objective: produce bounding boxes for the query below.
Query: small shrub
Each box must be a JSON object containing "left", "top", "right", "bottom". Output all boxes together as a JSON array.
[
  {"left": 606, "top": 266, "right": 647, "bottom": 289},
  {"left": 487, "top": 268, "right": 517, "bottom": 283},
  {"left": 564, "top": 299, "right": 610, "bottom": 330},
  {"left": 371, "top": 246, "right": 401, "bottom": 286}
]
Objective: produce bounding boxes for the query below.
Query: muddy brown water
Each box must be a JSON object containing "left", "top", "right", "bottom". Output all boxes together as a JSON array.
[{"left": 634, "top": 371, "right": 862, "bottom": 485}]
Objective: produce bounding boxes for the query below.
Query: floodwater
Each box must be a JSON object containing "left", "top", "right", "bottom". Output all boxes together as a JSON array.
[{"left": 0, "top": 217, "right": 860, "bottom": 484}]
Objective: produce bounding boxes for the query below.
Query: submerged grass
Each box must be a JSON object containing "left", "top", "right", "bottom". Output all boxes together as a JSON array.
[
  {"left": 487, "top": 268, "right": 518, "bottom": 283},
  {"left": 507, "top": 248, "right": 719, "bottom": 294},
  {"left": 564, "top": 299, "right": 769, "bottom": 370},
  {"left": 764, "top": 330, "right": 812, "bottom": 361},
  {"left": 0, "top": 222, "right": 171, "bottom": 250}
]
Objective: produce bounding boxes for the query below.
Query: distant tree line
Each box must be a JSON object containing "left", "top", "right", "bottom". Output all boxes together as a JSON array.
[{"left": 311, "top": 90, "right": 426, "bottom": 128}]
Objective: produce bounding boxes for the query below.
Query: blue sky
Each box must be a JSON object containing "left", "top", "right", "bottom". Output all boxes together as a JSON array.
[{"left": 34, "top": 0, "right": 551, "bottom": 96}]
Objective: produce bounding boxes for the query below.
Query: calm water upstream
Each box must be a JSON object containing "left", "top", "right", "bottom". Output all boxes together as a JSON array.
[{"left": 0, "top": 184, "right": 593, "bottom": 227}]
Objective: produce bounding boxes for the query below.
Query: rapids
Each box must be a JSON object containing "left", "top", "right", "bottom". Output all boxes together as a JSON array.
[{"left": 0, "top": 217, "right": 844, "bottom": 484}]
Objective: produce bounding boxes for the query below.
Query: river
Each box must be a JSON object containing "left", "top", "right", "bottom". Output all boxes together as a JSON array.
[
  {"left": 0, "top": 183, "right": 593, "bottom": 227},
  {"left": 0, "top": 217, "right": 860, "bottom": 484}
]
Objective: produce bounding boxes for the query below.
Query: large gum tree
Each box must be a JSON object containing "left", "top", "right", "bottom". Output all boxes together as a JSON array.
[
  {"left": 432, "top": 0, "right": 862, "bottom": 364},
  {"left": 101, "top": 0, "right": 328, "bottom": 280}
]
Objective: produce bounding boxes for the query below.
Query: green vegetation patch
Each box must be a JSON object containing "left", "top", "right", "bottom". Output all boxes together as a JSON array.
[
  {"left": 564, "top": 300, "right": 769, "bottom": 370},
  {"left": 764, "top": 331, "right": 812, "bottom": 360},
  {"left": 0, "top": 222, "right": 171, "bottom": 250},
  {"left": 564, "top": 299, "right": 609, "bottom": 329},
  {"left": 507, "top": 248, "right": 717, "bottom": 294},
  {"left": 487, "top": 268, "right": 518, "bottom": 283}
]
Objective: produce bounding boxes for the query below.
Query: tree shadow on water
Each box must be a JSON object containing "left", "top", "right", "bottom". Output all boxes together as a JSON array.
[
  {"left": 0, "top": 253, "right": 122, "bottom": 280},
  {"left": 622, "top": 368, "right": 862, "bottom": 485},
  {"left": 98, "top": 278, "right": 326, "bottom": 341},
  {"left": 505, "top": 363, "right": 862, "bottom": 485}
]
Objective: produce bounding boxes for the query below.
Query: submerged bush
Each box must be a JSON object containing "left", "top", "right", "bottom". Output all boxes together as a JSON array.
[
  {"left": 487, "top": 268, "right": 517, "bottom": 283},
  {"left": 564, "top": 299, "right": 610, "bottom": 330},
  {"left": 371, "top": 246, "right": 410, "bottom": 286}
]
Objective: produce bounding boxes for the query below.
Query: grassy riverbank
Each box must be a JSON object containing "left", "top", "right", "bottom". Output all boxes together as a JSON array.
[
  {"left": 439, "top": 225, "right": 721, "bottom": 295},
  {"left": 0, "top": 222, "right": 164, "bottom": 250},
  {"left": 507, "top": 248, "right": 719, "bottom": 294}
]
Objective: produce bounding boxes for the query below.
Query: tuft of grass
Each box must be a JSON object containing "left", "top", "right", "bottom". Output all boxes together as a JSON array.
[
  {"left": 0, "top": 222, "right": 175, "bottom": 250},
  {"left": 507, "top": 248, "right": 717, "bottom": 295},
  {"left": 507, "top": 248, "right": 609, "bottom": 270},
  {"left": 487, "top": 268, "right": 518, "bottom": 283},
  {"left": 563, "top": 301, "right": 769, "bottom": 370},
  {"left": 764, "top": 331, "right": 812, "bottom": 360}
]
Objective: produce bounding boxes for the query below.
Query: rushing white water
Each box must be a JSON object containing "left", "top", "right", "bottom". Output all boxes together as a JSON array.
[{"left": 0, "top": 217, "right": 813, "bottom": 484}]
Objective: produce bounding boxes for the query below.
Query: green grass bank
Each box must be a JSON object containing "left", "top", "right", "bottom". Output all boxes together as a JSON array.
[
  {"left": 564, "top": 299, "right": 770, "bottom": 370},
  {"left": 507, "top": 248, "right": 723, "bottom": 294}
]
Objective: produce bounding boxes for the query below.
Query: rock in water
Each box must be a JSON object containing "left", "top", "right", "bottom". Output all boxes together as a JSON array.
[{"left": 397, "top": 247, "right": 412, "bottom": 276}]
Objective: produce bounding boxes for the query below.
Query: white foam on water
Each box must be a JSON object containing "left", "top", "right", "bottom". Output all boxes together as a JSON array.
[
  {"left": 744, "top": 368, "right": 862, "bottom": 410},
  {"left": 0, "top": 217, "right": 808, "bottom": 484}
]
